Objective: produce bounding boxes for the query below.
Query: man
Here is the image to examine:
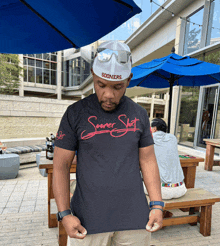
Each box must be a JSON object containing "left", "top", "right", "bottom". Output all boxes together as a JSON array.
[
  {"left": 53, "top": 40, "right": 163, "bottom": 246},
  {"left": 143, "top": 118, "right": 187, "bottom": 200}
]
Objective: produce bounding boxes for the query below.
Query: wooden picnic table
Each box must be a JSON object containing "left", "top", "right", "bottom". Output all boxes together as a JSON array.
[
  {"left": 39, "top": 153, "right": 204, "bottom": 228},
  {"left": 178, "top": 152, "right": 204, "bottom": 189},
  {"left": 39, "top": 153, "right": 204, "bottom": 246},
  {"left": 203, "top": 139, "right": 220, "bottom": 171}
]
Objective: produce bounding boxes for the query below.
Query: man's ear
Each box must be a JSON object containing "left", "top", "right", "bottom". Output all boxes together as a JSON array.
[
  {"left": 126, "top": 73, "right": 133, "bottom": 87},
  {"left": 91, "top": 68, "right": 94, "bottom": 75}
]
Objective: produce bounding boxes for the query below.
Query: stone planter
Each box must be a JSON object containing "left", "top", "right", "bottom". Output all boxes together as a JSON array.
[{"left": 0, "top": 154, "right": 20, "bottom": 180}]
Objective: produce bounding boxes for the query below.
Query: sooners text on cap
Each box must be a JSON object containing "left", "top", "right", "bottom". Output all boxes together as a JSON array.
[{"left": 102, "top": 73, "right": 122, "bottom": 80}]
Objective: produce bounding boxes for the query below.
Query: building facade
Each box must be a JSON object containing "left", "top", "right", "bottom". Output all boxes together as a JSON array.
[
  {"left": 126, "top": 0, "right": 220, "bottom": 152},
  {"left": 1, "top": 40, "right": 169, "bottom": 140}
]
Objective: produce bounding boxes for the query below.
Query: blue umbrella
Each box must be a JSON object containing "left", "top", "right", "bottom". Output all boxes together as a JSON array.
[
  {"left": 1, "top": 0, "right": 141, "bottom": 54},
  {"left": 129, "top": 51, "right": 220, "bottom": 132}
]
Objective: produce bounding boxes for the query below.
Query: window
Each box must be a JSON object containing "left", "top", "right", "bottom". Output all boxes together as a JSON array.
[
  {"left": 36, "top": 60, "right": 42, "bottom": 68},
  {"left": 51, "top": 54, "right": 57, "bottom": 62},
  {"left": 36, "top": 54, "right": 42, "bottom": 59},
  {"left": 51, "top": 63, "right": 57, "bottom": 70},
  {"left": 36, "top": 68, "right": 42, "bottom": 83},
  {"left": 23, "top": 57, "right": 27, "bottom": 65},
  {"left": 28, "top": 58, "right": 35, "bottom": 66},
  {"left": 51, "top": 71, "right": 56, "bottom": 85},
  {"left": 43, "top": 69, "right": 50, "bottom": 84},
  {"left": 43, "top": 61, "right": 50, "bottom": 69},
  {"left": 204, "top": 47, "right": 220, "bottom": 65},
  {"left": 177, "top": 87, "right": 200, "bottom": 147},
  {"left": 23, "top": 66, "right": 27, "bottom": 82},
  {"left": 43, "top": 53, "right": 50, "bottom": 60},
  {"left": 184, "top": 7, "right": 204, "bottom": 55},
  {"left": 24, "top": 53, "right": 57, "bottom": 85},
  {"left": 207, "top": 0, "right": 220, "bottom": 46},
  {"left": 28, "top": 67, "right": 35, "bottom": 82}
]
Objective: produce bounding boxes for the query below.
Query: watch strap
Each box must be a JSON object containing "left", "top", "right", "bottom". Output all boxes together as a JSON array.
[
  {"left": 149, "top": 201, "right": 164, "bottom": 208},
  {"left": 57, "top": 209, "right": 72, "bottom": 221}
]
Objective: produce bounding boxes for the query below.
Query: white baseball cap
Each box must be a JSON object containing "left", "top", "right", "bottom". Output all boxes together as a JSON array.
[{"left": 92, "top": 40, "right": 132, "bottom": 81}]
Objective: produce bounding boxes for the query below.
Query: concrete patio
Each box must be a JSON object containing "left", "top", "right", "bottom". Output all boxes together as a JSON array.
[{"left": 0, "top": 145, "right": 220, "bottom": 246}]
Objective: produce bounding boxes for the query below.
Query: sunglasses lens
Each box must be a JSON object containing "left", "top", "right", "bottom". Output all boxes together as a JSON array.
[
  {"left": 97, "top": 49, "right": 117, "bottom": 62},
  {"left": 97, "top": 49, "right": 130, "bottom": 64}
]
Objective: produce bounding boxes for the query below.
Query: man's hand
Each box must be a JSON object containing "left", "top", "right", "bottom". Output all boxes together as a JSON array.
[
  {"left": 146, "top": 208, "right": 163, "bottom": 232},
  {"left": 62, "top": 214, "right": 87, "bottom": 239}
]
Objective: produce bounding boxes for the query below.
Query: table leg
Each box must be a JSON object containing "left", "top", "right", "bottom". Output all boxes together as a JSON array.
[
  {"left": 59, "top": 221, "right": 68, "bottom": 246},
  {"left": 200, "top": 205, "right": 212, "bottom": 236},
  {"left": 180, "top": 165, "right": 197, "bottom": 212},
  {"left": 182, "top": 166, "right": 196, "bottom": 189},
  {"left": 48, "top": 173, "right": 58, "bottom": 228},
  {"left": 205, "top": 144, "right": 215, "bottom": 171},
  {"left": 189, "top": 207, "right": 200, "bottom": 226}
]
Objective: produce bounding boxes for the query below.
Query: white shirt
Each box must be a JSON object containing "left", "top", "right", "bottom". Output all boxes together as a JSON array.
[{"left": 152, "top": 131, "right": 184, "bottom": 184}]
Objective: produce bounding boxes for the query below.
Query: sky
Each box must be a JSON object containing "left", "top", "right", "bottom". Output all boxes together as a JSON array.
[{"left": 101, "top": 0, "right": 166, "bottom": 41}]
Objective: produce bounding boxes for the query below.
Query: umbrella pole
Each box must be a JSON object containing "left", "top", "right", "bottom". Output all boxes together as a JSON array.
[{"left": 168, "top": 74, "right": 174, "bottom": 133}]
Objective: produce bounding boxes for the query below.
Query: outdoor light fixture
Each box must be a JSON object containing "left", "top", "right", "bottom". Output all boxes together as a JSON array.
[{"left": 172, "top": 13, "right": 174, "bottom": 17}]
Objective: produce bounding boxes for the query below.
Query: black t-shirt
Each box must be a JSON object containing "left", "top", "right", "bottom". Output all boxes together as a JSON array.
[{"left": 55, "top": 93, "right": 154, "bottom": 235}]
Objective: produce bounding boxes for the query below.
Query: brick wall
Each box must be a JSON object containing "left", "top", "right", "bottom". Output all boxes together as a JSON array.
[{"left": 0, "top": 95, "right": 76, "bottom": 139}]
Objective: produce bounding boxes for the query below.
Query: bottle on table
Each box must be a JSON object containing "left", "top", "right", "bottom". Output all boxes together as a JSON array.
[
  {"left": 45, "top": 137, "right": 50, "bottom": 159},
  {"left": 0, "top": 142, "right": 6, "bottom": 154},
  {"left": 50, "top": 133, "right": 55, "bottom": 149},
  {"left": 46, "top": 140, "right": 54, "bottom": 160},
  {"left": 1, "top": 144, "right": 7, "bottom": 154}
]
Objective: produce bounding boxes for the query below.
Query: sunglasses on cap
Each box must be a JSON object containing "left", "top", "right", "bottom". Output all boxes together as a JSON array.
[{"left": 95, "top": 48, "right": 132, "bottom": 64}]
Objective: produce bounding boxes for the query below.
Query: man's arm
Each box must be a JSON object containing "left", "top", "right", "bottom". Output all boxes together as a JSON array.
[
  {"left": 53, "top": 146, "right": 87, "bottom": 239},
  {"left": 139, "top": 144, "right": 163, "bottom": 232}
]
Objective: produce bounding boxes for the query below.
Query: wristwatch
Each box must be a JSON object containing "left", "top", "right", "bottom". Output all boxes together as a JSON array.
[
  {"left": 149, "top": 201, "right": 165, "bottom": 208},
  {"left": 56, "top": 209, "right": 72, "bottom": 222}
]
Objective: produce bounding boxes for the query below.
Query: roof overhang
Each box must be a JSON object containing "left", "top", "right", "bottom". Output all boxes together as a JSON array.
[
  {"left": 125, "top": 0, "right": 194, "bottom": 50},
  {"left": 125, "top": 87, "right": 169, "bottom": 98}
]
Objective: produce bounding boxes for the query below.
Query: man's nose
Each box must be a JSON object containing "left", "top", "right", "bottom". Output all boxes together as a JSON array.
[{"left": 103, "top": 87, "right": 114, "bottom": 99}]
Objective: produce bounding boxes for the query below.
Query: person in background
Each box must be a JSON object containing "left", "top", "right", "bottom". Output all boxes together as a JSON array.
[{"left": 143, "top": 118, "right": 187, "bottom": 200}]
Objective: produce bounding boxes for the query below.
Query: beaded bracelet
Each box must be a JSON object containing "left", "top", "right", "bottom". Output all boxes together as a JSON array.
[{"left": 150, "top": 207, "right": 163, "bottom": 212}]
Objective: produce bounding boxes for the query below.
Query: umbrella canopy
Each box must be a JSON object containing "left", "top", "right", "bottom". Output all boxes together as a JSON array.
[
  {"left": 1, "top": 0, "right": 141, "bottom": 54},
  {"left": 129, "top": 53, "right": 220, "bottom": 132}
]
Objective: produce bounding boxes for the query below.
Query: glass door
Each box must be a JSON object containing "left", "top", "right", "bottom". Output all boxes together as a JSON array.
[
  {"left": 214, "top": 92, "right": 220, "bottom": 139},
  {"left": 197, "top": 86, "right": 219, "bottom": 148}
]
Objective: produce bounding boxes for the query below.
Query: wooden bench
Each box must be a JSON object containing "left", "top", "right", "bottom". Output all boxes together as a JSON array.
[
  {"left": 58, "top": 188, "right": 220, "bottom": 246},
  {"left": 160, "top": 188, "right": 220, "bottom": 236}
]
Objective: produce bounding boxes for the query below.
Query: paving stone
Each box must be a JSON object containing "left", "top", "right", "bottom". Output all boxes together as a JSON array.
[
  {"left": 0, "top": 239, "right": 13, "bottom": 245},
  {"left": 2, "top": 207, "right": 19, "bottom": 214},
  {"left": 20, "top": 200, "right": 36, "bottom": 206},
  {"left": 5, "top": 203, "right": 21, "bottom": 208},
  {"left": 36, "top": 199, "right": 47, "bottom": 205},
  {"left": 19, "top": 206, "right": 35, "bottom": 213},
  {"left": 35, "top": 205, "right": 47, "bottom": 212}
]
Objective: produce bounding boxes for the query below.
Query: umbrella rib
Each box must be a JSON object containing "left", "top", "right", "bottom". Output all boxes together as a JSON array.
[
  {"left": 113, "top": 0, "right": 133, "bottom": 11},
  {"left": 19, "top": 0, "right": 76, "bottom": 48},
  {"left": 208, "top": 75, "right": 220, "bottom": 83},
  {"left": 137, "top": 74, "right": 151, "bottom": 86},
  {"left": 154, "top": 71, "right": 169, "bottom": 80},
  {"left": 175, "top": 75, "right": 184, "bottom": 80}
]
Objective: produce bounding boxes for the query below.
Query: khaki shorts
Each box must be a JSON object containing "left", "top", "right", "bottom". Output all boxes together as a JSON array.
[{"left": 67, "top": 229, "right": 151, "bottom": 246}]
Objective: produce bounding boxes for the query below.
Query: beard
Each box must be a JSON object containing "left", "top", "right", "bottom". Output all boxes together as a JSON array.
[{"left": 99, "top": 91, "right": 125, "bottom": 112}]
